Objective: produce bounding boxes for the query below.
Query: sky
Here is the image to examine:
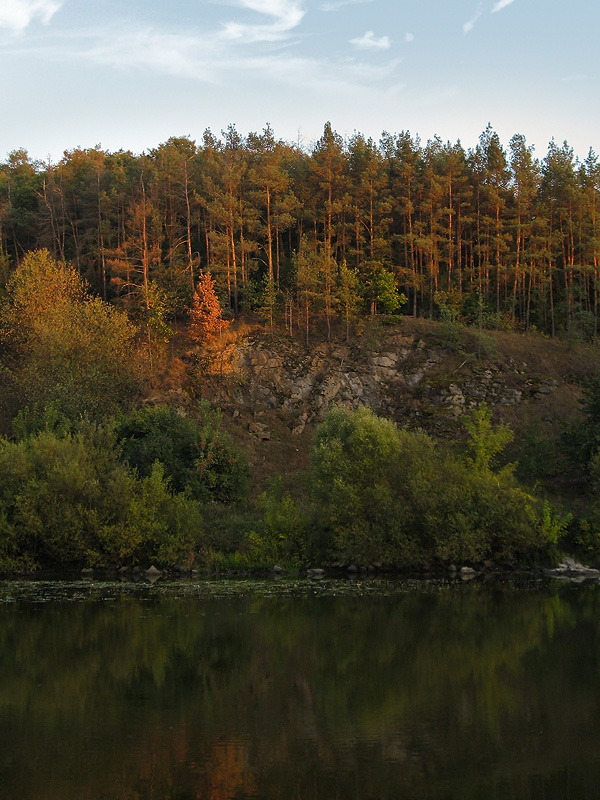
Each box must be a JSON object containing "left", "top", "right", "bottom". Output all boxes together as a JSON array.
[{"left": 1, "top": 0, "right": 599, "bottom": 163}]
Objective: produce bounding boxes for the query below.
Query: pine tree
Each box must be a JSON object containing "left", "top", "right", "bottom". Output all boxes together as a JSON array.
[{"left": 189, "top": 272, "right": 228, "bottom": 343}]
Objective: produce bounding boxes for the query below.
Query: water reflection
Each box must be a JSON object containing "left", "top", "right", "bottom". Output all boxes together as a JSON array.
[{"left": 0, "top": 578, "right": 599, "bottom": 799}]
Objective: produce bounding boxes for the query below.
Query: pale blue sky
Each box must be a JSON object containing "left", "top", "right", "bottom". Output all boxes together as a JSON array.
[{"left": 1, "top": 0, "right": 598, "bottom": 162}]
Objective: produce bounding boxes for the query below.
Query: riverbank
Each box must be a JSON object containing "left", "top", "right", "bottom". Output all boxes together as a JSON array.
[{"left": 2, "top": 311, "right": 598, "bottom": 576}]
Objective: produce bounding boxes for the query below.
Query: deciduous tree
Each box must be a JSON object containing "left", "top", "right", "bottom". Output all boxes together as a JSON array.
[
  {"left": 189, "top": 271, "right": 229, "bottom": 343},
  {"left": 0, "top": 249, "right": 140, "bottom": 420}
]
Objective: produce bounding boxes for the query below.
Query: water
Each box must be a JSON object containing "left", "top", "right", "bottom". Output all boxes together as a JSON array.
[{"left": 0, "top": 575, "right": 599, "bottom": 799}]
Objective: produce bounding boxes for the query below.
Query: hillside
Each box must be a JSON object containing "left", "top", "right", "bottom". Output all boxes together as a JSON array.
[{"left": 150, "top": 317, "right": 597, "bottom": 498}]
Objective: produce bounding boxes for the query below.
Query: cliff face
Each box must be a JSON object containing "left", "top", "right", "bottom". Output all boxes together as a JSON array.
[{"left": 187, "top": 321, "right": 584, "bottom": 444}]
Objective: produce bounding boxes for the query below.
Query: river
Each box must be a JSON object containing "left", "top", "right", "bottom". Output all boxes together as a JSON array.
[{"left": 0, "top": 575, "right": 598, "bottom": 799}]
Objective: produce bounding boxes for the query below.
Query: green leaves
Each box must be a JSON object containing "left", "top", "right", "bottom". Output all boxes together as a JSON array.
[
  {"left": 311, "top": 406, "right": 417, "bottom": 564},
  {"left": 1, "top": 250, "right": 140, "bottom": 422},
  {"left": 248, "top": 477, "right": 307, "bottom": 565},
  {"left": 310, "top": 405, "right": 555, "bottom": 566},
  {"left": 0, "top": 424, "right": 201, "bottom": 571},
  {"left": 115, "top": 402, "right": 249, "bottom": 505},
  {"left": 361, "top": 262, "right": 406, "bottom": 315},
  {"left": 464, "top": 402, "right": 514, "bottom": 473}
]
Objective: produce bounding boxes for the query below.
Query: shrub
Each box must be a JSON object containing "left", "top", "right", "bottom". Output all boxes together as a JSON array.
[
  {"left": 248, "top": 477, "right": 308, "bottom": 565},
  {"left": 116, "top": 402, "right": 249, "bottom": 505},
  {"left": 310, "top": 405, "right": 559, "bottom": 567},
  {"left": 0, "top": 425, "right": 200, "bottom": 572}
]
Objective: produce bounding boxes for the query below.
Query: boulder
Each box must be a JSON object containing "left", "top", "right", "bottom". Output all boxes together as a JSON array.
[
  {"left": 460, "top": 566, "right": 477, "bottom": 576},
  {"left": 307, "top": 568, "right": 325, "bottom": 578}
]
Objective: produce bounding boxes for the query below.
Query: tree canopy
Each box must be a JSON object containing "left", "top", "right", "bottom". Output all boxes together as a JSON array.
[
  {"left": 2, "top": 124, "right": 600, "bottom": 340},
  {"left": 0, "top": 249, "right": 141, "bottom": 422}
]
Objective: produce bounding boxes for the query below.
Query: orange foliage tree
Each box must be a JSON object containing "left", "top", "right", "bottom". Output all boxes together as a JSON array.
[{"left": 189, "top": 272, "right": 229, "bottom": 343}]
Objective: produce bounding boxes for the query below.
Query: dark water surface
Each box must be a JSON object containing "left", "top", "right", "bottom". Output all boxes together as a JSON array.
[{"left": 1, "top": 575, "right": 599, "bottom": 800}]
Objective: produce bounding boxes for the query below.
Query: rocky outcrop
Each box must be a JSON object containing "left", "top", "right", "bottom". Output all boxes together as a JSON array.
[
  {"left": 191, "top": 326, "right": 568, "bottom": 438},
  {"left": 544, "top": 557, "right": 600, "bottom": 582}
]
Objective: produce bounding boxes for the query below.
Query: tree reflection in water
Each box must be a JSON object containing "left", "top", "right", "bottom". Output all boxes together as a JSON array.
[{"left": 0, "top": 578, "right": 598, "bottom": 800}]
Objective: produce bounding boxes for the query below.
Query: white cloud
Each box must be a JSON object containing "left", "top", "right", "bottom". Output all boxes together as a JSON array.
[
  {"left": 350, "top": 30, "right": 390, "bottom": 50},
  {"left": 491, "top": 0, "right": 516, "bottom": 12},
  {"left": 248, "top": 53, "right": 403, "bottom": 113},
  {"left": 463, "top": 5, "right": 482, "bottom": 34},
  {"left": 561, "top": 74, "right": 590, "bottom": 85},
  {"left": 83, "top": 23, "right": 400, "bottom": 105},
  {"left": 45, "top": 0, "right": 400, "bottom": 114},
  {"left": 405, "top": 32, "right": 414, "bottom": 43},
  {"left": 85, "top": 29, "right": 221, "bottom": 82},
  {"left": 320, "top": 0, "right": 373, "bottom": 11},
  {"left": 222, "top": 0, "right": 305, "bottom": 42},
  {"left": 0, "top": 0, "right": 61, "bottom": 32}
]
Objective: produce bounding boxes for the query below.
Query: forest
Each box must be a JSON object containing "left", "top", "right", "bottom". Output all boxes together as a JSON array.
[
  {"left": 1, "top": 122, "right": 599, "bottom": 341},
  {"left": 1, "top": 122, "right": 600, "bottom": 574}
]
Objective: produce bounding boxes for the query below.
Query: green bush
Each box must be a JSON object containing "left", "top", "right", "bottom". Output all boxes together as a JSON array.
[
  {"left": 115, "top": 402, "right": 249, "bottom": 504},
  {"left": 248, "top": 477, "right": 308, "bottom": 565},
  {"left": 0, "top": 425, "right": 200, "bottom": 572},
  {"left": 310, "top": 405, "right": 559, "bottom": 567},
  {"left": 506, "top": 419, "right": 559, "bottom": 482},
  {"left": 311, "top": 406, "right": 407, "bottom": 564}
]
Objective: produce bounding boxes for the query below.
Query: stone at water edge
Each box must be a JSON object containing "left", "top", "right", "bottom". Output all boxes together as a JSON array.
[
  {"left": 460, "top": 566, "right": 477, "bottom": 578},
  {"left": 307, "top": 568, "right": 325, "bottom": 578}
]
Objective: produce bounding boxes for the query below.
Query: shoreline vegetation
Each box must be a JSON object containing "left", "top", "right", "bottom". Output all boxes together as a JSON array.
[
  {"left": 3, "top": 116, "right": 600, "bottom": 574},
  {"left": 0, "top": 249, "right": 590, "bottom": 575}
]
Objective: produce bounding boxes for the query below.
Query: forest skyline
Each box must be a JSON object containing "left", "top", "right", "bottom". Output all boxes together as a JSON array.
[
  {"left": 1, "top": 0, "right": 599, "bottom": 162},
  {"left": 2, "top": 120, "right": 600, "bottom": 345}
]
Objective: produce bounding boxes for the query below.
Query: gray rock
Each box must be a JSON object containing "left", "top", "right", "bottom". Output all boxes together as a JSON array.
[
  {"left": 544, "top": 556, "right": 600, "bottom": 580},
  {"left": 307, "top": 568, "right": 325, "bottom": 578},
  {"left": 372, "top": 356, "right": 396, "bottom": 369},
  {"left": 249, "top": 421, "right": 271, "bottom": 440},
  {"left": 320, "top": 376, "right": 342, "bottom": 402},
  {"left": 406, "top": 369, "right": 425, "bottom": 388}
]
